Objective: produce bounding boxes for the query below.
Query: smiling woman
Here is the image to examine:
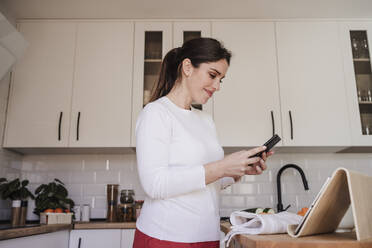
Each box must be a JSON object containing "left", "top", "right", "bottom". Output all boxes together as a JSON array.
[{"left": 134, "top": 38, "right": 273, "bottom": 248}]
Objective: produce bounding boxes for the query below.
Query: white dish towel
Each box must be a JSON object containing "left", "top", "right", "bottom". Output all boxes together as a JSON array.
[{"left": 223, "top": 211, "right": 302, "bottom": 246}]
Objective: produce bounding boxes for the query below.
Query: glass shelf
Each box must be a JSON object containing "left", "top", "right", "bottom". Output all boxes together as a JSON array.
[
  {"left": 143, "top": 31, "right": 162, "bottom": 106},
  {"left": 350, "top": 30, "right": 372, "bottom": 135},
  {"left": 144, "top": 59, "right": 162, "bottom": 62},
  {"left": 354, "top": 58, "right": 370, "bottom": 62}
]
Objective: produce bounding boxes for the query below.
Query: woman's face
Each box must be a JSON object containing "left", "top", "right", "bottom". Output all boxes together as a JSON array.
[{"left": 183, "top": 59, "right": 229, "bottom": 105}]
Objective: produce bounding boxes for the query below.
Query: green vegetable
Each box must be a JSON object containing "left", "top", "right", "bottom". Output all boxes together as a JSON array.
[{"left": 242, "top": 207, "right": 275, "bottom": 214}]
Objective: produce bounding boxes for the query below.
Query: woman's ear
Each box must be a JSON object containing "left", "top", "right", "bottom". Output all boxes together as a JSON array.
[{"left": 181, "top": 58, "right": 193, "bottom": 77}]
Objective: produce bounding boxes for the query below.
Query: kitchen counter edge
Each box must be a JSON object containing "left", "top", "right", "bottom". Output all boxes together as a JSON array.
[
  {"left": 0, "top": 224, "right": 72, "bottom": 241},
  {"left": 73, "top": 221, "right": 136, "bottom": 229}
]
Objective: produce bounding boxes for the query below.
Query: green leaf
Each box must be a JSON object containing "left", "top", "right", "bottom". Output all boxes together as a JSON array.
[
  {"left": 56, "top": 185, "right": 68, "bottom": 198},
  {"left": 21, "top": 180, "right": 29, "bottom": 187},
  {"left": 54, "top": 178, "right": 64, "bottom": 185},
  {"left": 35, "top": 185, "right": 46, "bottom": 195}
]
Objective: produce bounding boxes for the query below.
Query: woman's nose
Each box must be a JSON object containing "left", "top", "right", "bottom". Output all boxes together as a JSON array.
[{"left": 214, "top": 80, "right": 221, "bottom": 91}]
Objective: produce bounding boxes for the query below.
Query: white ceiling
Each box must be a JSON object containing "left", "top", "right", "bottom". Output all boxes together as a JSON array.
[{"left": 1, "top": 0, "right": 372, "bottom": 20}]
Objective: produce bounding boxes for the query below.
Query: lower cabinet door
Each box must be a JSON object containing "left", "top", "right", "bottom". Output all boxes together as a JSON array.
[
  {"left": 0, "top": 230, "right": 69, "bottom": 248},
  {"left": 69, "top": 229, "right": 121, "bottom": 248},
  {"left": 121, "top": 229, "right": 135, "bottom": 248}
]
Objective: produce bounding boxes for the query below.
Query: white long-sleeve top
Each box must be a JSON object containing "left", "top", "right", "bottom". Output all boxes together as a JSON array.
[{"left": 135, "top": 96, "right": 234, "bottom": 243}]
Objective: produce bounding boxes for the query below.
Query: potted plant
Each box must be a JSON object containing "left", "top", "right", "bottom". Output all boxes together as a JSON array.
[
  {"left": 0, "top": 178, "right": 35, "bottom": 226},
  {"left": 34, "top": 178, "right": 75, "bottom": 216}
]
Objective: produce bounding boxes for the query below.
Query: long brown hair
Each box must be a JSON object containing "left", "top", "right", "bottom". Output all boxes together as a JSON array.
[{"left": 149, "top": 38, "right": 232, "bottom": 103}]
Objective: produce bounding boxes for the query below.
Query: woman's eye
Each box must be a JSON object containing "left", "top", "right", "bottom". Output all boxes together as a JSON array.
[
  {"left": 209, "top": 73, "right": 216, "bottom": 79},
  {"left": 219, "top": 79, "right": 223, "bottom": 84}
]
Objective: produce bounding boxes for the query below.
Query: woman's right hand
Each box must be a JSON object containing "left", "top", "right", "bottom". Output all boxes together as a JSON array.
[
  {"left": 217, "top": 146, "right": 267, "bottom": 178},
  {"left": 204, "top": 146, "right": 268, "bottom": 185}
]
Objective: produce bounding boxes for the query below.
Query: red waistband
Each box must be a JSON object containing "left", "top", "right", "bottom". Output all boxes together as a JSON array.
[{"left": 132, "top": 228, "right": 220, "bottom": 248}]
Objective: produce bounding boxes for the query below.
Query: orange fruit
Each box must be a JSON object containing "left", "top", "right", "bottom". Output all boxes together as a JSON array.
[
  {"left": 64, "top": 209, "right": 70, "bottom": 213},
  {"left": 44, "top": 209, "right": 54, "bottom": 213},
  {"left": 55, "top": 208, "right": 63, "bottom": 213},
  {"left": 297, "top": 207, "right": 309, "bottom": 216}
]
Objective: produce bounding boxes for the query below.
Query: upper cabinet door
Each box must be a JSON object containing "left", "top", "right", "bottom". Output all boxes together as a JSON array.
[
  {"left": 131, "top": 22, "right": 172, "bottom": 146},
  {"left": 173, "top": 22, "right": 211, "bottom": 47},
  {"left": 3, "top": 22, "right": 76, "bottom": 148},
  {"left": 276, "top": 22, "right": 351, "bottom": 146},
  {"left": 173, "top": 22, "right": 213, "bottom": 115},
  {"left": 212, "top": 22, "right": 282, "bottom": 146},
  {"left": 69, "top": 21, "right": 134, "bottom": 147},
  {"left": 341, "top": 22, "right": 372, "bottom": 146}
]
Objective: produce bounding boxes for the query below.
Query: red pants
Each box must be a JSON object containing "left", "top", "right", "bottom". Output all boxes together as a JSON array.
[{"left": 132, "top": 228, "right": 220, "bottom": 248}]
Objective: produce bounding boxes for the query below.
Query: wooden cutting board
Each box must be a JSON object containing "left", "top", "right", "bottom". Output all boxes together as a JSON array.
[{"left": 287, "top": 168, "right": 372, "bottom": 240}]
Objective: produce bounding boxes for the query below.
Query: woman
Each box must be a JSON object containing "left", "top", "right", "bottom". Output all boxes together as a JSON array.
[{"left": 134, "top": 38, "right": 273, "bottom": 248}]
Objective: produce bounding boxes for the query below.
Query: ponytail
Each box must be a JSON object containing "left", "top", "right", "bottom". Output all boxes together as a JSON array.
[{"left": 149, "top": 47, "right": 182, "bottom": 103}]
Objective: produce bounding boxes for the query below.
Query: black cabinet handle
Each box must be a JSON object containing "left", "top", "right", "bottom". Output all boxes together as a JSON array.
[
  {"left": 58, "top": 112, "right": 63, "bottom": 141},
  {"left": 77, "top": 112, "right": 81, "bottom": 141},
  {"left": 270, "top": 110, "right": 275, "bottom": 136},
  {"left": 289, "top": 110, "right": 293, "bottom": 140},
  {"left": 78, "top": 237, "right": 81, "bottom": 248}
]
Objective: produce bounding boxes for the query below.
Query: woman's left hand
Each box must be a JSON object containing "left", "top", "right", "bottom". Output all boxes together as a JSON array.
[{"left": 245, "top": 150, "right": 274, "bottom": 175}]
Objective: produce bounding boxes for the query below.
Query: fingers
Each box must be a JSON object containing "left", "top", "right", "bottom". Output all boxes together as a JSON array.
[
  {"left": 255, "top": 165, "right": 263, "bottom": 174},
  {"left": 245, "top": 164, "right": 263, "bottom": 175},
  {"left": 267, "top": 150, "right": 274, "bottom": 157},
  {"left": 245, "top": 146, "right": 266, "bottom": 158},
  {"left": 259, "top": 158, "right": 267, "bottom": 171},
  {"left": 245, "top": 156, "right": 260, "bottom": 166},
  {"left": 262, "top": 152, "right": 267, "bottom": 161}
]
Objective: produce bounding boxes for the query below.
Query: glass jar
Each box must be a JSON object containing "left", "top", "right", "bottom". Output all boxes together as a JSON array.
[
  {"left": 118, "top": 203, "right": 135, "bottom": 222},
  {"left": 120, "top": 189, "right": 135, "bottom": 204}
]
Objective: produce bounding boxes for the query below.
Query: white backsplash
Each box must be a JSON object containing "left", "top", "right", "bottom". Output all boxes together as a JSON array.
[{"left": 0, "top": 152, "right": 370, "bottom": 220}]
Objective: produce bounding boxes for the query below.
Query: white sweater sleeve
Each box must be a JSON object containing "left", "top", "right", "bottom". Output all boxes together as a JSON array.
[{"left": 135, "top": 103, "right": 206, "bottom": 200}]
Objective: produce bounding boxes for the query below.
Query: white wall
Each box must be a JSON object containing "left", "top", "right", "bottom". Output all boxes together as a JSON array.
[
  {"left": 0, "top": 2, "right": 15, "bottom": 26},
  {"left": 1, "top": 0, "right": 372, "bottom": 19}
]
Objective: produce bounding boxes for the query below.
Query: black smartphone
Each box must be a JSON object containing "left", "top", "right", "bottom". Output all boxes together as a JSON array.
[{"left": 250, "top": 134, "right": 281, "bottom": 158}]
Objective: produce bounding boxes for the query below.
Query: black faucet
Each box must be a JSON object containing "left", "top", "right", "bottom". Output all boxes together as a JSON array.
[{"left": 277, "top": 164, "right": 309, "bottom": 212}]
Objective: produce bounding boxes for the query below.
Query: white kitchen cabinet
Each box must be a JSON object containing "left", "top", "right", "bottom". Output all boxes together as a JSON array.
[
  {"left": 0, "top": 230, "right": 69, "bottom": 248},
  {"left": 4, "top": 22, "right": 76, "bottom": 147},
  {"left": 276, "top": 22, "right": 351, "bottom": 146},
  {"left": 68, "top": 21, "right": 134, "bottom": 147},
  {"left": 173, "top": 21, "right": 213, "bottom": 115},
  {"left": 131, "top": 22, "right": 173, "bottom": 146},
  {"left": 212, "top": 21, "right": 282, "bottom": 146},
  {"left": 121, "top": 229, "right": 135, "bottom": 248},
  {"left": 69, "top": 229, "right": 121, "bottom": 248},
  {"left": 340, "top": 22, "right": 372, "bottom": 146},
  {"left": 4, "top": 21, "right": 134, "bottom": 148}
]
